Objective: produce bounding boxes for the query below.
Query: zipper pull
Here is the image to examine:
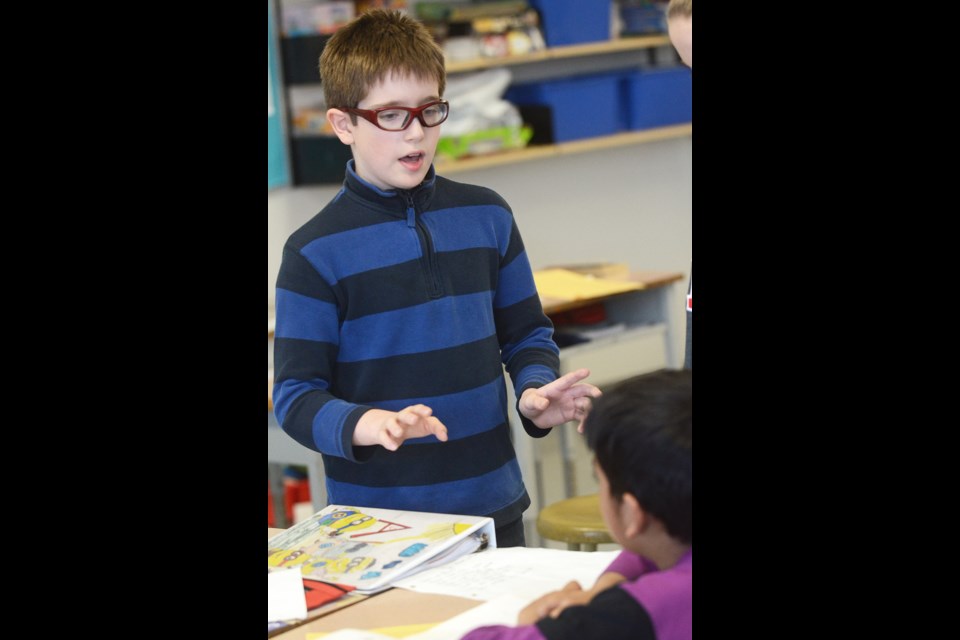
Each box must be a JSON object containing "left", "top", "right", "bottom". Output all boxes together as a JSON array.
[{"left": 404, "top": 193, "right": 416, "bottom": 228}]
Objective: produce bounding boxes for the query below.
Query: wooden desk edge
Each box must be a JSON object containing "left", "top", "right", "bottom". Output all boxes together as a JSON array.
[{"left": 540, "top": 270, "right": 684, "bottom": 314}]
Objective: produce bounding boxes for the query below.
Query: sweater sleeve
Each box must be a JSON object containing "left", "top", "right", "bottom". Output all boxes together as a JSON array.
[
  {"left": 493, "top": 218, "right": 560, "bottom": 437},
  {"left": 461, "top": 586, "right": 657, "bottom": 640},
  {"left": 272, "top": 243, "right": 370, "bottom": 462}
]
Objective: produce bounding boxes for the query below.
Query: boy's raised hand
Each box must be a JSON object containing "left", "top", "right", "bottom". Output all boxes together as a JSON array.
[
  {"left": 519, "top": 368, "right": 602, "bottom": 433},
  {"left": 355, "top": 405, "right": 448, "bottom": 451}
]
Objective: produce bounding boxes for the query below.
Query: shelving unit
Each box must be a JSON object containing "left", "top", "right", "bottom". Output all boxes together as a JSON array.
[
  {"left": 437, "top": 123, "right": 691, "bottom": 174},
  {"left": 444, "top": 34, "right": 671, "bottom": 73},
  {"left": 272, "top": 10, "right": 688, "bottom": 185}
]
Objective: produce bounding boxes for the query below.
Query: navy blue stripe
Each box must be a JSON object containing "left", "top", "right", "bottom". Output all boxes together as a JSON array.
[
  {"left": 274, "top": 337, "right": 337, "bottom": 387},
  {"left": 438, "top": 247, "right": 499, "bottom": 293},
  {"left": 336, "top": 335, "right": 504, "bottom": 403},
  {"left": 495, "top": 296, "right": 559, "bottom": 360},
  {"left": 325, "top": 460, "right": 528, "bottom": 521},
  {"left": 286, "top": 197, "right": 397, "bottom": 241},
  {"left": 501, "top": 219, "right": 527, "bottom": 265},
  {"left": 339, "top": 248, "right": 499, "bottom": 320},
  {"left": 430, "top": 176, "right": 511, "bottom": 215},
  {"left": 276, "top": 245, "right": 338, "bottom": 302},
  {"left": 323, "top": 422, "right": 516, "bottom": 487},
  {"left": 282, "top": 389, "right": 333, "bottom": 451}
]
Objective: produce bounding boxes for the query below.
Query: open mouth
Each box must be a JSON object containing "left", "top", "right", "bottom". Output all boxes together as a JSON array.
[{"left": 399, "top": 152, "right": 425, "bottom": 169}]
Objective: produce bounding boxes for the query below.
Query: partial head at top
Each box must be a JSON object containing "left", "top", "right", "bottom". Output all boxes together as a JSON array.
[{"left": 667, "top": 0, "right": 692, "bottom": 67}]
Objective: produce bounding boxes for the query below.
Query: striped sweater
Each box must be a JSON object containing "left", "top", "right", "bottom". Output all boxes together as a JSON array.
[{"left": 272, "top": 161, "right": 560, "bottom": 527}]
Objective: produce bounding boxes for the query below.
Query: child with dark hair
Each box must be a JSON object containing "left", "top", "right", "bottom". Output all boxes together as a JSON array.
[{"left": 463, "top": 369, "right": 692, "bottom": 639}]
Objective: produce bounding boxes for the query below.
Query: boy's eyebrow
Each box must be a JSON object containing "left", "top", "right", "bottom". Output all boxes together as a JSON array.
[{"left": 364, "top": 96, "right": 441, "bottom": 109}]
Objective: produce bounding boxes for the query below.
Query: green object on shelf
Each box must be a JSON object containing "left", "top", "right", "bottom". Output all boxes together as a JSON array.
[{"left": 437, "top": 125, "right": 533, "bottom": 161}]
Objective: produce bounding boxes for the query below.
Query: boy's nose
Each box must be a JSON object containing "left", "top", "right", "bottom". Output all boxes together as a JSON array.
[{"left": 404, "top": 117, "right": 425, "bottom": 139}]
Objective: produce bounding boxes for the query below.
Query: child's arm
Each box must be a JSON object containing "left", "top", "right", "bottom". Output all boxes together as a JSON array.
[
  {"left": 517, "top": 572, "right": 627, "bottom": 625},
  {"left": 353, "top": 404, "right": 448, "bottom": 451},
  {"left": 518, "top": 368, "right": 602, "bottom": 432},
  {"left": 518, "top": 551, "right": 652, "bottom": 623}
]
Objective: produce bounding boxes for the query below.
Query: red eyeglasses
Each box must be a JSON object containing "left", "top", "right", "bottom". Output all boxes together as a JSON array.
[{"left": 342, "top": 100, "right": 450, "bottom": 131}]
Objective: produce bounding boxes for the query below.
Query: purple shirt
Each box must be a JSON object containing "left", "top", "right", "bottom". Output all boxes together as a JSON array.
[{"left": 461, "top": 548, "right": 693, "bottom": 640}]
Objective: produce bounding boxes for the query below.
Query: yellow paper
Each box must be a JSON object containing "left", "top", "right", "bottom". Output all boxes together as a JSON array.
[
  {"left": 534, "top": 268, "right": 642, "bottom": 302},
  {"left": 308, "top": 623, "right": 436, "bottom": 638}
]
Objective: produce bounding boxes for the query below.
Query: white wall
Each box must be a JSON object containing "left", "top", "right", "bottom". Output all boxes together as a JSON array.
[{"left": 268, "top": 135, "right": 691, "bottom": 363}]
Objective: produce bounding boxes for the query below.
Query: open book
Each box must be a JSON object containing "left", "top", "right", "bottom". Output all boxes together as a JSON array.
[{"left": 267, "top": 505, "right": 496, "bottom": 595}]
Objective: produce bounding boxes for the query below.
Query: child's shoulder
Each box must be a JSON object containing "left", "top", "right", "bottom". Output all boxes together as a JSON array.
[
  {"left": 283, "top": 190, "right": 358, "bottom": 248},
  {"left": 283, "top": 208, "right": 329, "bottom": 249},
  {"left": 433, "top": 174, "right": 511, "bottom": 212}
]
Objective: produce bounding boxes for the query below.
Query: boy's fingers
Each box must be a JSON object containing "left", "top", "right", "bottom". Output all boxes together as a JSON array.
[
  {"left": 557, "top": 368, "right": 590, "bottom": 386},
  {"left": 430, "top": 418, "right": 449, "bottom": 441}
]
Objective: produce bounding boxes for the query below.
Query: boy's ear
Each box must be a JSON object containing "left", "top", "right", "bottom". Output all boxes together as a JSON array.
[
  {"left": 620, "top": 492, "right": 646, "bottom": 538},
  {"left": 327, "top": 108, "right": 355, "bottom": 145}
]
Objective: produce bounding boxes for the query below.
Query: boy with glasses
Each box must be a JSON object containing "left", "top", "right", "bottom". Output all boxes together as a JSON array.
[{"left": 272, "top": 9, "right": 601, "bottom": 547}]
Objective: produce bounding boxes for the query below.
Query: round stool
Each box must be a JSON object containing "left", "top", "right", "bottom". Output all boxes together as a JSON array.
[{"left": 536, "top": 494, "right": 613, "bottom": 551}]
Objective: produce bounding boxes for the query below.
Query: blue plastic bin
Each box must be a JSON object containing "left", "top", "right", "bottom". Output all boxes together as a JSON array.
[
  {"left": 528, "top": 0, "right": 611, "bottom": 47},
  {"left": 506, "top": 72, "right": 626, "bottom": 143},
  {"left": 620, "top": 4, "right": 667, "bottom": 35},
  {"left": 623, "top": 67, "right": 692, "bottom": 130}
]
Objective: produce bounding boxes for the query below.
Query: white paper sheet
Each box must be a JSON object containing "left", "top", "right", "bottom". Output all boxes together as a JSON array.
[
  {"left": 308, "top": 631, "right": 394, "bottom": 640},
  {"left": 267, "top": 567, "right": 307, "bottom": 622},
  {"left": 392, "top": 547, "right": 620, "bottom": 602}
]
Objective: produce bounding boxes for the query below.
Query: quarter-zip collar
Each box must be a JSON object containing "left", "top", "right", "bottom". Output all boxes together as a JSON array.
[{"left": 341, "top": 159, "right": 436, "bottom": 219}]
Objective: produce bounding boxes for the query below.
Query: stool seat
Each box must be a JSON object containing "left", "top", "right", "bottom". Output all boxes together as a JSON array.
[{"left": 537, "top": 494, "right": 613, "bottom": 551}]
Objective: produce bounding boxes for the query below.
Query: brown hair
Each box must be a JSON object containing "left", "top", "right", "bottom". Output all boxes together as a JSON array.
[
  {"left": 667, "top": 0, "right": 692, "bottom": 19},
  {"left": 319, "top": 9, "right": 446, "bottom": 112}
]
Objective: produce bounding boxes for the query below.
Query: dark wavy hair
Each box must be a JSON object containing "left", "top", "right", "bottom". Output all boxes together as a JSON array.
[{"left": 584, "top": 369, "right": 692, "bottom": 543}]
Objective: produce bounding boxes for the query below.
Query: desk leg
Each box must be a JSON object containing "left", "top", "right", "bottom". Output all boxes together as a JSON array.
[
  {"left": 557, "top": 421, "right": 576, "bottom": 500},
  {"left": 267, "top": 462, "right": 288, "bottom": 528},
  {"left": 656, "top": 285, "right": 679, "bottom": 369},
  {"left": 307, "top": 453, "right": 327, "bottom": 514}
]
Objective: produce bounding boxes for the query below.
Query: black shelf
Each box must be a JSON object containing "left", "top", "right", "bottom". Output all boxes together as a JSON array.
[
  {"left": 281, "top": 34, "right": 329, "bottom": 86},
  {"left": 291, "top": 137, "right": 352, "bottom": 185}
]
